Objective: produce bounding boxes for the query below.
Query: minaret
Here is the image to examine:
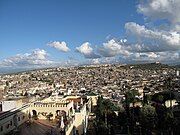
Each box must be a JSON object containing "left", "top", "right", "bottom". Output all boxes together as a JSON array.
[
  {"left": 60, "top": 116, "right": 65, "bottom": 135},
  {"left": 177, "top": 70, "right": 179, "bottom": 76},
  {"left": 80, "top": 98, "right": 83, "bottom": 105},
  {"left": 76, "top": 102, "right": 79, "bottom": 111},
  {"left": 60, "top": 116, "right": 65, "bottom": 129}
]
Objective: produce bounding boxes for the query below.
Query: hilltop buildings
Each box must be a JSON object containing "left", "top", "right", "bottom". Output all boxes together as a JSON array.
[{"left": 0, "top": 63, "right": 179, "bottom": 134}]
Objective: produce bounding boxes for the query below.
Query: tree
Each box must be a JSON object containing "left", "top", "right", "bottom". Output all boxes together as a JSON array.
[
  {"left": 123, "top": 89, "right": 140, "bottom": 133},
  {"left": 126, "top": 90, "right": 140, "bottom": 107},
  {"left": 152, "top": 91, "right": 175, "bottom": 105},
  {"left": 93, "top": 120, "right": 108, "bottom": 135},
  {"left": 164, "top": 110, "right": 176, "bottom": 134},
  {"left": 94, "top": 96, "right": 119, "bottom": 135},
  {"left": 5, "top": 81, "right": 9, "bottom": 87},
  {"left": 46, "top": 113, "right": 53, "bottom": 121},
  {"left": 103, "top": 99, "right": 118, "bottom": 127},
  {"left": 140, "top": 105, "right": 157, "bottom": 134},
  {"left": 118, "top": 109, "right": 127, "bottom": 126},
  {"left": 155, "top": 104, "right": 166, "bottom": 128},
  {"left": 95, "top": 96, "right": 104, "bottom": 121}
]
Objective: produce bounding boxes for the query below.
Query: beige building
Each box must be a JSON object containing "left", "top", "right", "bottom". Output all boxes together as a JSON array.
[
  {"left": 0, "top": 85, "right": 5, "bottom": 100},
  {"left": 0, "top": 95, "right": 93, "bottom": 135},
  {"left": 0, "top": 104, "right": 30, "bottom": 135}
]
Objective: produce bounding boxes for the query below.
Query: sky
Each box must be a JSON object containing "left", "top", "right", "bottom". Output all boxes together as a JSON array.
[{"left": 0, "top": 0, "right": 180, "bottom": 72}]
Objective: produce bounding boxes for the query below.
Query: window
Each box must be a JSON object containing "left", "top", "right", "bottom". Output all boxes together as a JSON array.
[
  {"left": 18, "top": 117, "right": 20, "bottom": 121},
  {"left": 10, "top": 121, "right": 12, "bottom": 126},
  {"left": 0, "top": 126, "right": 3, "bottom": 132},
  {"left": 22, "top": 115, "right": 25, "bottom": 119},
  {"left": 6, "top": 124, "right": 9, "bottom": 129}
]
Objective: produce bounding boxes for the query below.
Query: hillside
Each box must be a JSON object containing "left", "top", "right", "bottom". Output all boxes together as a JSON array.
[{"left": 128, "top": 62, "right": 171, "bottom": 70}]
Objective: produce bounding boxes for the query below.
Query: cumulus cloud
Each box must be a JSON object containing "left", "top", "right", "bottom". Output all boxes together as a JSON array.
[
  {"left": 0, "top": 49, "right": 55, "bottom": 68},
  {"left": 48, "top": 41, "right": 70, "bottom": 52},
  {"left": 130, "top": 51, "right": 179, "bottom": 63},
  {"left": 73, "top": 0, "right": 180, "bottom": 64},
  {"left": 2, "top": 0, "right": 179, "bottom": 69},
  {"left": 98, "top": 39, "right": 131, "bottom": 57},
  {"left": 91, "top": 59, "right": 100, "bottom": 65},
  {"left": 97, "top": 38, "right": 179, "bottom": 64},
  {"left": 157, "top": 51, "right": 179, "bottom": 62},
  {"left": 137, "top": 0, "right": 180, "bottom": 24},
  {"left": 76, "top": 42, "right": 101, "bottom": 59},
  {"left": 125, "top": 22, "right": 180, "bottom": 52},
  {"left": 120, "top": 39, "right": 127, "bottom": 43},
  {"left": 77, "top": 0, "right": 180, "bottom": 64}
]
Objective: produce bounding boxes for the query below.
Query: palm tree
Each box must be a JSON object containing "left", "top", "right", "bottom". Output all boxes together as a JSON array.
[
  {"left": 46, "top": 113, "right": 53, "bottom": 121},
  {"left": 140, "top": 105, "right": 157, "bottom": 134},
  {"left": 124, "top": 89, "right": 140, "bottom": 134},
  {"left": 95, "top": 96, "right": 119, "bottom": 135}
]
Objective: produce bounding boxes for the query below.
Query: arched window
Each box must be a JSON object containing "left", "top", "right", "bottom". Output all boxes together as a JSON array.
[{"left": 18, "top": 117, "right": 20, "bottom": 121}]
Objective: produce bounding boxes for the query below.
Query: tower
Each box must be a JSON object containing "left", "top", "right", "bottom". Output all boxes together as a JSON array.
[{"left": 177, "top": 70, "right": 179, "bottom": 76}]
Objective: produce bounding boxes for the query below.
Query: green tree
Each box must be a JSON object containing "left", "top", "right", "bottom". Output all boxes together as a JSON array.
[
  {"left": 46, "top": 113, "right": 53, "bottom": 121},
  {"left": 164, "top": 110, "right": 175, "bottom": 134},
  {"left": 94, "top": 96, "right": 119, "bottom": 135},
  {"left": 140, "top": 105, "right": 157, "bottom": 133},
  {"left": 126, "top": 90, "right": 140, "bottom": 107},
  {"left": 152, "top": 91, "right": 175, "bottom": 105}
]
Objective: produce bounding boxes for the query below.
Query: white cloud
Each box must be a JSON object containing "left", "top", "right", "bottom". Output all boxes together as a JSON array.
[
  {"left": 129, "top": 51, "right": 179, "bottom": 63},
  {"left": 76, "top": 0, "right": 180, "bottom": 64},
  {"left": 156, "top": 51, "right": 179, "bottom": 62},
  {"left": 137, "top": 0, "right": 180, "bottom": 24},
  {"left": 76, "top": 42, "right": 93, "bottom": 54},
  {"left": 30, "top": 49, "right": 47, "bottom": 60},
  {"left": 91, "top": 59, "right": 100, "bottom": 65},
  {"left": 2, "top": 0, "right": 179, "bottom": 69},
  {"left": 125, "top": 22, "right": 180, "bottom": 52},
  {"left": 98, "top": 39, "right": 131, "bottom": 57},
  {"left": 48, "top": 41, "right": 70, "bottom": 52},
  {"left": 0, "top": 49, "right": 55, "bottom": 68},
  {"left": 120, "top": 39, "right": 127, "bottom": 43},
  {"left": 76, "top": 42, "right": 101, "bottom": 59}
]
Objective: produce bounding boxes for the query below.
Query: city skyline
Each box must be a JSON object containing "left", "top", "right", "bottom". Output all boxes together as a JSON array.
[{"left": 0, "top": 0, "right": 180, "bottom": 72}]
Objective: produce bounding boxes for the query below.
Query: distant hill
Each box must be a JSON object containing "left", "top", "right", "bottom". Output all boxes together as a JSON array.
[
  {"left": 128, "top": 62, "right": 172, "bottom": 70},
  {"left": 174, "top": 65, "right": 180, "bottom": 69},
  {"left": 0, "top": 62, "right": 179, "bottom": 75},
  {"left": 0, "top": 68, "right": 28, "bottom": 75}
]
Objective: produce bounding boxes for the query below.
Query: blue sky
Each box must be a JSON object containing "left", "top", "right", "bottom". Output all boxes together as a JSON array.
[
  {"left": 0, "top": 0, "right": 140, "bottom": 59},
  {"left": 0, "top": 0, "right": 180, "bottom": 71}
]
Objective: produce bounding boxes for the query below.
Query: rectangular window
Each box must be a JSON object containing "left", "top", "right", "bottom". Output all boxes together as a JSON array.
[
  {"left": 10, "top": 121, "right": 12, "bottom": 126},
  {"left": 6, "top": 124, "right": 9, "bottom": 129},
  {"left": 0, "top": 126, "right": 3, "bottom": 132}
]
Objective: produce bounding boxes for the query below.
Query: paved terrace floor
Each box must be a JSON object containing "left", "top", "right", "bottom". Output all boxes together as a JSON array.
[{"left": 9, "top": 120, "right": 60, "bottom": 135}]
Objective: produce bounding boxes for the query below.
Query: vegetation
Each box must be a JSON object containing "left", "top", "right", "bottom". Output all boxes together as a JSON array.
[
  {"left": 94, "top": 96, "right": 119, "bottom": 135},
  {"left": 151, "top": 91, "right": 176, "bottom": 104},
  {"left": 32, "top": 115, "right": 38, "bottom": 120},
  {"left": 46, "top": 113, "right": 53, "bottom": 121},
  {"left": 124, "top": 90, "right": 140, "bottom": 107},
  {"left": 114, "top": 83, "right": 180, "bottom": 135},
  {"left": 87, "top": 91, "right": 97, "bottom": 96},
  {"left": 140, "top": 105, "right": 157, "bottom": 133}
]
